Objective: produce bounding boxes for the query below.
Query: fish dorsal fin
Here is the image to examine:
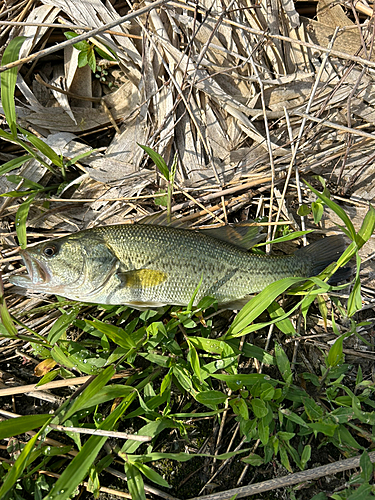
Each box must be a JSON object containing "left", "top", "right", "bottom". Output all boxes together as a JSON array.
[
  {"left": 199, "top": 222, "right": 264, "bottom": 250},
  {"left": 117, "top": 268, "right": 168, "bottom": 288},
  {"left": 137, "top": 212, "right": 186, "bottom": 228},
  {"left": 138, "top": 213, "right": 263, "bottom": 250}
]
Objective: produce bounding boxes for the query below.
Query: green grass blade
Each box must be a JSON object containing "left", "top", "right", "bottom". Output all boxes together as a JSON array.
[
  {"left": 15, "top": 192, "right": 37, "bottom": 249},
  {"left": 255, "top": 230, "right": 314, "bottom": 247},
  {"left": 227, "top": 277, "right": 306, "bottom": 337},
  {"left": 303, "top": 180, "right": 356, "bottom": 240},
  {"left": 0, "top": 155, "right": 33, "bottom": 176},
  {"left": 356, "top": 204, "right": 375, "bottom": 249},
  {"left": 47, "top": 398, "right": 130, "bottom": 500},
  {"left": 138, "top": 144, "right": 169, "bottom": 180},
  {"left": 127, "top": 448, "right": 252, "bottom": 463},
  {"left": 347, "top": 253, "right": 362, "bottom": 317},
  {"left": 0, "top": 425, "right": 47, "bottom": 498},
  {"left": 0, "top": 282, "right": 18, "bottom": 337},
  {"left": 0, "top": 414, "right": 51, "bottom": 440},
  {"left": 18, "top": 126, "right": 63, "bottom": 168},
  {"left": 47, "top": 308, "right": 80, "bottom": 345},
  {"left": 0, "top": 36, "right": 26, "bottom": 137},
  {"left": 125, "top": 463, "right": 147, "bottom": 500},
  {"left": 133, "top": 463, "right": 171, "bottom": 488},
  {"left": 61, "top": 365, "right": 115, "bottom": 422}
]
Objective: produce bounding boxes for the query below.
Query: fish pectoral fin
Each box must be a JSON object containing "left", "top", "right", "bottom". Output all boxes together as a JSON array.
[{"left": 117, "top": 268, "right": 168, "bottom": 288}]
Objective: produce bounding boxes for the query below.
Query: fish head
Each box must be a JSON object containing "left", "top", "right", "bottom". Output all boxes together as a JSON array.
[{"left": 10, "top": 233, "right": 118, "bottom": 300}]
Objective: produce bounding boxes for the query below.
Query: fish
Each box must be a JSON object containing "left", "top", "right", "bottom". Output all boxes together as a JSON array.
[{"left": 9, "top": 223, "right": 347, "bottom": 309}]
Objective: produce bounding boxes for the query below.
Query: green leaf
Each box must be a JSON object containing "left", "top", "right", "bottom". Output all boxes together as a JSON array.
[
  {"left": 138, "top": 144, "right": 170, "bottom": 180},
  {"left": 280, "top": 409, "right": 308, "bottom": 428},
  {"left": 36, "top": 369, "right": 59, "bottom": 387},
  {"left": 15, "top": 192, "right": 37, "bottom": 249},
  {"left": 347, "top": 483, "right": 373, "bottom": 500},
  {"left": 1, "top": 36, "right": 26, "bottom": 137},
  {"left": 255, "top": 230, "right": 313, "bottom": 247},
  {"left": 133, "top": 463, "right": 171, "bottom": 488},
  {"left": 87, "top": 46, "right": 96, "bottom": 73},
  {"left": 63, "top": 31, "right": 88, "bottom": 52},
  {"left": 187, "top": 341, "right": 202, "bottom": 381},
  {"left": 62, "top": 365, "right": 115, "bottom": 422},
  {"left": 173, "top": 365, "right": 193, "bottom": 392},
  {"left": 303, "top": 397, "right": 323, "bottom": 421},
  {"left": 303, "top": 181, "right": 356, "bottom": 240},
  {"left": 242, "top": 453, "right": 264, "bottom": 466},
  {"left": 251, "top": 398, "right": 268, "bottom": 418},
  {"left": 258, "top": 418, "right": 269, "bottom": 445},
  {"left": 275, "top": 343, "right": 292, "bottom": 384},
  {"left": 301, "top": 444, "right": 311, "bottom": 469},
  {"left": 79, "top": 385, "right": 135, "bottom": 409},
  {"left": 124, "top": 463, "right": 147, "bottom": 500},
  {"left": 356, "top": 204, "right": 375, "bottom": 250},
  {"left": 18, "top": 126, "right": 63, "bottom": 168},
  {"left": 308, "top": 422, "right": 337, "bottom": 437},
  {"left": 360, "top": 450, "right": 373, "bottom": 482},
  {"left": 126, "top": 448, "right": 251, "bottom": 463},
  {"left": 65, "top": 148, "right": 96, "bottom": 167},
  {"left": 279, "top": 443, "right": 292, "bottom": 472},
  {"left": 51, "top": 345, "right": 77, "bottom": 370},
  {"left": 347, "top": 253, "right": 362, "bottom": 317},
  {"left": 195, "top": 390, "right": 228, "bottom": 405},
  {"left": 48, "top": 308, "right": 80, "bottom": 345},
  {"left": 6, "top": 175, "right": 43, "bottom": 189},
  {"left": 160, "top": 370, "right": 172, "bottom": 395},
  {"left": 312, "top": 201, "right": 324, "bottom": 224},
  {"left": 230, "top": 397, "right": 249, "bottom": 419},
  {"left": 0, "top": 414, "right": 51, "bottom": 440},
  {"left": 85, "top": 319, "right": 136, "bottom": 349},
  {"left": 227, "top": 277, "right": 306, "bottom": 337},
  {"left": 327, "top": 336, "right": 344, "bottom": 367},
  {"left": 297, "top": 204, "right": 311, "bottom": 217},
  {"left": 0, "top": 288, "right": 18, "bottom": 338},
  {"left": 336, "top": 425, "right": 362, "bottom": 450},
  {"left": 268, "top": 301, "right": 295, "bottom": 335},
  {"left": 0, "top": 426, "right": 46, "bottom": 498},
  {"left": 0, "top": 155, "right": 33, "bottom": 176},
  {"left": 47, "top": 398, "right": 129, "bottom": 500},
  {"left": 78, "top": 50, "right": 89, "bottom": 68}
]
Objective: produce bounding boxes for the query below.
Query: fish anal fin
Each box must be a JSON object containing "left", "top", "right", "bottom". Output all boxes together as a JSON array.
[{"left": 117, "top": 269, "right": 168, "bottom": 288}]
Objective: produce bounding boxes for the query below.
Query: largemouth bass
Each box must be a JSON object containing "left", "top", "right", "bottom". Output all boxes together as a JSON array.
[{"left": 10, "top": 224, "right": 346, "bottom": 309}]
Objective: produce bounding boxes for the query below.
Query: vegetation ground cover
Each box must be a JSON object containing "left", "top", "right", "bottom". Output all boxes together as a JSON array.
[{"left": 1, "top": 0, "right": 375, "bottom": 499}]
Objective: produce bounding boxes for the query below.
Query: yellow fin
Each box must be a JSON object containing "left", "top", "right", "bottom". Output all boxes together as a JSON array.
[{"left": 118, "top": 269, "right": 168, "bottom": 288}]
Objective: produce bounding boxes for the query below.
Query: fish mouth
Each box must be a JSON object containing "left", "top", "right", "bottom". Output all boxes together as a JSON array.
[{"left": 10, "top": 250, "right": 52, "bottom": 288}]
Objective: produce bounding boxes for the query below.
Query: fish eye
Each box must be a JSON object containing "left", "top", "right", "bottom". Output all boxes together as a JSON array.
[{"left": 43, "top": 244, "right": 58, "bottom": 257}]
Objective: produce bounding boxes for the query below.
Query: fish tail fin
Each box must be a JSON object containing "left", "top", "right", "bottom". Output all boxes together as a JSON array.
[{"left": 295, "top": 235, "right": 352, "bottom": 283}]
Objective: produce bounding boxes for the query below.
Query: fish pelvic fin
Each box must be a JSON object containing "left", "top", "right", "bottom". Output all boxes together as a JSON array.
[
  {"left": 117, "top": 269, "right": 168, "bottom": 288},
  {"left": 295, "top": 235, "right": 352, "bottom": 283}
]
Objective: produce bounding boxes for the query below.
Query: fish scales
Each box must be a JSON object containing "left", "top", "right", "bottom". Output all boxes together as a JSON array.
[
  {"left": 96, "top": 224, "right": 309, "bottom": 304},
  {"left": 10, "top": 224, "right": 346, "bottom": 308}
]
